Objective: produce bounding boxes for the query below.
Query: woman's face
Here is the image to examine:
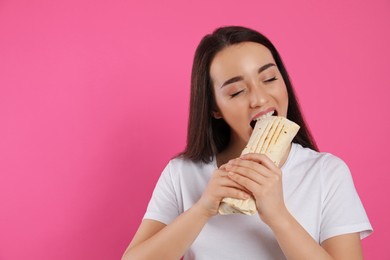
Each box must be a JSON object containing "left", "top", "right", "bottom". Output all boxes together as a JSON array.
[{"left": 210, "top": 42, "right": 289, "bottom": 146}]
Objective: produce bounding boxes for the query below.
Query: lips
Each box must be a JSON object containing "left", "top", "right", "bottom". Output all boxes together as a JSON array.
[{"left": 250, "top": 109, "right": 277, "bottom": 128}]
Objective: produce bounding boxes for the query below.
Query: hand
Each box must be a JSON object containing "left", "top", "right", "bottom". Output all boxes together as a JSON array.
[
  {"left": 224, "top": 153, "right": 288, "bottom": 226},
  {"left": 195, "top": 166, "right": 252, "bottom": 218}
]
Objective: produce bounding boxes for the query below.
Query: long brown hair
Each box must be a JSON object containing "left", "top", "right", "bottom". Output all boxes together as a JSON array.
[{"left": 179, "top": 26, "right": 318, "bottom": 163}]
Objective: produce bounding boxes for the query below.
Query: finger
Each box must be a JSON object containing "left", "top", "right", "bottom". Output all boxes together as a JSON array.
[
  {"left": 225, "top": 164, "right": 268, "bottom": 185},
  {"left": 219, "top": 186, "right": 251, "bottom": 200},
  {"left": 240, "top": 153, "right": 280, "bottom": 173},
  {"left": 219, "top": 164, "right": 228, "bottom": 171},
  {"left": 217, "top": 169, "right": 229, "bottom": 177},
  {"left": 217, "top": 173, "right": 252, "bottom": 193},
  {"left": 227, "top": 171, "right": 259, "bottom": 192},
  {"left": 227, "top": 158, "right": 273, "bottom": 178}
]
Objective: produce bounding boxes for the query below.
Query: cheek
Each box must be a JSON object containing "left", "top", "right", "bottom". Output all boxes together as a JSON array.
[
  {"left": 215, "top": 99, "right": 245, "bottom": 123},
  {"left": 280, "top": 88, "right": 289, "bottom": 114},
  {"left": 216, "top": 101, "right": 234, "bottom": 118},
  {"left": 214, "top": 95, "right": 225, "bottom": 112},
  {"left": 281, "top": 88, "right": 289, "bottom": 104},
  {"left": 274, "top": 82, "right": 289, "bottom": 113}
]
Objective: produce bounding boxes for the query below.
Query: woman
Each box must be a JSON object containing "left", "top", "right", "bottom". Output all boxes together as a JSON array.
[{"left": 122, "top": 26, "right": 372, "bottom": 259}]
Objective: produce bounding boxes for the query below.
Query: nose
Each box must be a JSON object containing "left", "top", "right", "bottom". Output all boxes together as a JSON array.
[{"left": 249, "top": 83, "right": 269, "bottom": 108}]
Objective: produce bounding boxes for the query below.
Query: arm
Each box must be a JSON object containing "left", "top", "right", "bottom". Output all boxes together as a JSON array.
[
  {"left": 322, "top": 233, "right": 363, "bottom": 259},
  {"left": 225, "top": 153, "right": 363, "bottom": 260},
  {"left": 122, "top": 203, "right": 209, "bottom": 260},
  {"left": 268, "top": 209, "right": 363, "bottom": 260},
  {"left": 122, "top": 167, "right": 251, "bottom": 260}
]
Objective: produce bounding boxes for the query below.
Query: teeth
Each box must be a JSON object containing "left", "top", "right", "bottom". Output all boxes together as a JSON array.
[{"left": 256, "top": 111, "right": 274, "bottom": 121}]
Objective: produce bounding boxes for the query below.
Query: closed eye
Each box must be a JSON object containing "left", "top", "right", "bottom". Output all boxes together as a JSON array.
[
  {"left": 230, "top": 90, "right": 244, "bottom": 98},
  {"left": 264, "top": 76, "right": 277, "bottom": 83}
]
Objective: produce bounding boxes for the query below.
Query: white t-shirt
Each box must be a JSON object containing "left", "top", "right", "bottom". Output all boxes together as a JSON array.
[{"left": 144, "top": 143, "right": 373, "bottom": 259}]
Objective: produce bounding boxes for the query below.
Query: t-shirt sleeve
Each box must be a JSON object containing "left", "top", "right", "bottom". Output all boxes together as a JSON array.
[
  {"left": 320, "top": 155, "right": 373, "bottom": 243},
  {"left": 143, "top": 161, "right": 181, "bottom": 225}
]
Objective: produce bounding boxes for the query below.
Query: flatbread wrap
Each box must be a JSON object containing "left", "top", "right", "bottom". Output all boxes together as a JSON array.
[{"left": 218, "top": 115, "right": 300, "bottom": 215}]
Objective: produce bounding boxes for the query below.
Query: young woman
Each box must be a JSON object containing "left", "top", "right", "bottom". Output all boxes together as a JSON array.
[{"left": 122, "top": 26, "right": 372, "bottom": 259}]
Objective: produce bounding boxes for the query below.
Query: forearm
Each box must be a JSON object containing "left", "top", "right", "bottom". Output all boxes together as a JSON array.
[
  {"left": 123, "top": 203, "right": 209, "bottom": 260},
  {"left": 269, "top": 210, "right": 333, "bottom": 260}
]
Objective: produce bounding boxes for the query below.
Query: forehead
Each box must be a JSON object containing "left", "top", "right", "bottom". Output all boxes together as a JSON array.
[{"left": 210, "top": 42, "right": 275, "bottom": 83}]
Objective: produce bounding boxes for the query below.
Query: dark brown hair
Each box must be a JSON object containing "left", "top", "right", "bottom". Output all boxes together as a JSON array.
[{"left": 179, "top": 26, "right": 318, "bottom": 163}]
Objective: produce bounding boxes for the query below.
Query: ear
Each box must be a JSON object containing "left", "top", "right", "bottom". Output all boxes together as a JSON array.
[{"left": 212, "top": 110, "right": 223, "bottom": 119}]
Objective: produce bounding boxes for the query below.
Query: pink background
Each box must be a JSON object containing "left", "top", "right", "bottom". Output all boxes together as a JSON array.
[{"left": 0, "top": 0, "right": 389, "bottom": 259}]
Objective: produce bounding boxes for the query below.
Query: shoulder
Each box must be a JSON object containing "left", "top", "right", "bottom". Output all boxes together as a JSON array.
[
  {"left": 167, "top": 156, "right": 214, "bottom": 171},
  {"left": 292, "top": 143, "right": 349, "bottom": 169},
  {"left": 162, "top": 156, "right": 216, "bottom": 180},
  {"left": 290, "top": 143, "right": 352, "bottom": 181}
]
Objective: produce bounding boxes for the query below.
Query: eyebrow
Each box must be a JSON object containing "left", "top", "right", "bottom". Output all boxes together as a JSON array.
[{"left": 220, "top": 63, "right": 276, "bottom": 88}]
